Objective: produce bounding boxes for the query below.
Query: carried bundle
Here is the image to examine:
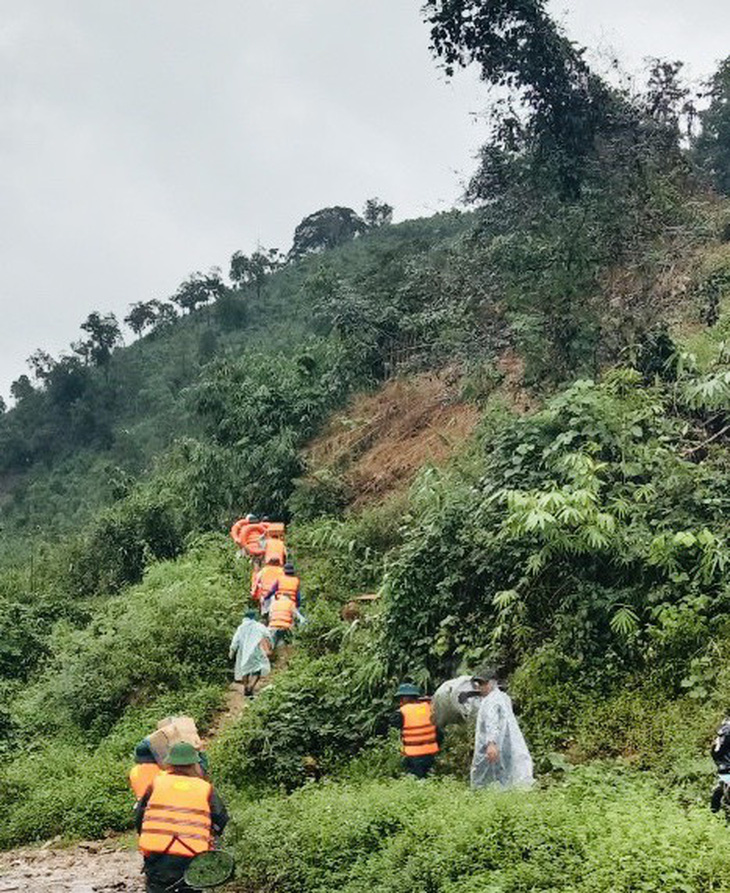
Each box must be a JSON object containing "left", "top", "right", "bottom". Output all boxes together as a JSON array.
[{"left": 148, "top": 715, "right": 202, "bottom": 765}]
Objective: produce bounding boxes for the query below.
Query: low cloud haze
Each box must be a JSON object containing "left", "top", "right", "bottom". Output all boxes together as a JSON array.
[{"left": 1, "top": 0, "right": 728, "bottom": 399}]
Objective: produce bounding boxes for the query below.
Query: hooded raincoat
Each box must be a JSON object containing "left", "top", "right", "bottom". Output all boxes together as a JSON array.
[
  {"left": 471, "top": 685, "right": 533, "bottom": 790},
  {"left": 229, "top": 617, "right": 272, "bottom": 680}
]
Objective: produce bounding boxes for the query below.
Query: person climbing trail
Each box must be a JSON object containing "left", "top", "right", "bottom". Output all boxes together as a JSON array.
[
  {"left": 267, "top": 561, "right": 302, "bottom": 606},
  {"left": 268, "top": 589, "right": 305, "bottom": 647},
  {"left": 251, "top": 560, "right": 285, "bottom": 620},
  {"left": 136, "top": 741, "right": 228, "bottom": 893},
  {"left": 129, "top": 718, "right": 210, "bottom": 803},
  {"left": 232, "top": 515, "right": 269, "bottom": 566},
  {"left": 390, "top": 683, "right": 443, "bottom": 779},
  {"left": 129, "top": 741, "right": 163, "bottom": 801},
  {"left": 263, "top": 522, "right": 287, "bottom": 566},
  {"left": 229, "top": 609, "right": 273, "bottom": 697}
]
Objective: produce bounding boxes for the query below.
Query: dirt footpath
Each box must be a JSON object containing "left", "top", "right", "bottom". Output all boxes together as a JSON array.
[{"left": 0, "top": 840, "right": 142, "bottom": 892}]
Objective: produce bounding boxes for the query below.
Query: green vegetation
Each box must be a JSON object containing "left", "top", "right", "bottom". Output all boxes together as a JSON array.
[
  {"left": 5, "top": 3, "right": 730, "bottom": 890},
  {"left": 228, "top": 773, "right": 730, "bottom": 893}
]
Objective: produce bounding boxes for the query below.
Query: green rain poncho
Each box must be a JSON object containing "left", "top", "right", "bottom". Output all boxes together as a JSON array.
[{"left": 229, "top": 616, "right": 272, "bottom": 680}]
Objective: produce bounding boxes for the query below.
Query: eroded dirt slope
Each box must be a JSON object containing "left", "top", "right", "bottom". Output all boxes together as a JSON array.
[{"left": 305, "top": 373, "right": 481, "bottom": 507}]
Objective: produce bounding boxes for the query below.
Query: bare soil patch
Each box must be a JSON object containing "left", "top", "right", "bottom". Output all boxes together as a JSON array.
[{"left": 305, "top": 373, "right": 480, "bottom": 507}]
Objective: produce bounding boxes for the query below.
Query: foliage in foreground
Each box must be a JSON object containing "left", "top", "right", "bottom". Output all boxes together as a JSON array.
[{"left": 227, "top": 771, "right": 730, "bottom": 893}]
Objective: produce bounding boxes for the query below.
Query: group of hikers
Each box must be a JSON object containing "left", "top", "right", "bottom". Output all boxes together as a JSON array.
[
  {"left": 124, "top": 509, "right": 730, "bottom": 891},
  {"left": 126, "top": 513, "right": 538, "bottom": 891},
  {"left": 228, "top": 514, "right": 305, "bottom": 696}
]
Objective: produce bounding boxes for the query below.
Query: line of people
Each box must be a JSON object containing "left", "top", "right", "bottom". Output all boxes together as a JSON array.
[
  {"left": 127, "top": 520, "right": 530, "bottom": 891},
  {"left": 126, "top": 516, "right": 302, "bottom": 892},
  {"left": 229, "top": 514, "right": 305, "bottom": 696}
]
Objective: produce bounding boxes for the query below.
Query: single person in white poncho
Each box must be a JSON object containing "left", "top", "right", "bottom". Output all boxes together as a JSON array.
[
  {"left": 470, "top": 667, "right": 534, "bottom": 790},
  {"left": 229, "top": 610, "right": 273, "bottom": 697}
]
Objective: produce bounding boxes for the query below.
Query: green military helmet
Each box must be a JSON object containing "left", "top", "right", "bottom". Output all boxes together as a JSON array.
[
  {"left": 166, "top": 741, "right": 199, "bottom": 766},
  {"left": 395, "top": 682, "right": 422, "bottom": 698}
]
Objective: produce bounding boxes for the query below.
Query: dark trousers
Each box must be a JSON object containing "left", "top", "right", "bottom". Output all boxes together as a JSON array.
[
  {"left": 144, "top": 853, "right": 195, "bottom": 892},
  {"left": 403, "top": 755, "right": 435, "bottom": 779}
]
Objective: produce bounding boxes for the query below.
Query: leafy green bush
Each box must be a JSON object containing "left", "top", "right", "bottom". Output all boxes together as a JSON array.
[
  {"left": 227, "top": 771, "right": 730, "bottom": 893},
  {"left": 13, "top": 536, "right": 240, "bottom": 741}
]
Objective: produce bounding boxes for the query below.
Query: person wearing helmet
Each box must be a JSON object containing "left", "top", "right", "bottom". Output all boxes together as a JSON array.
[
  {"left": 389, "top": 683, "right": 443, "bottom": 779},
  {"left": 135, "top": 741, "right": 228, "bottom": 893}
]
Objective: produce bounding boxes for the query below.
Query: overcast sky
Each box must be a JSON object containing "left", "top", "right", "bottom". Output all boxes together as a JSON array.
[{"left": 1, "top": 1, "right": 729, "bottom": 402}]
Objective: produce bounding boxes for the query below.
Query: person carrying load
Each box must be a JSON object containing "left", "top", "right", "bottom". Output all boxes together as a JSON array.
[
  {"left": 251, "top": 560, "right": 285, "bottom": 619},
  {"left": 231, "top": 514, "right": 268, "bottom": 566},
  {"left": 129, "top": 740, "right": 164, "bottom": 801},
  {"left": 266, "top": 562, "right": 302, "bottom": 607},
  {"left": 129, "top": 717, "right": 208, "bottom": 802},
  {"left": 230, "top": 514, "right": 253, "bottom": 550},
  {"left": 389, "top": 683, "right": 443, "bottom": 779},
  {"left": 263, "top": 522, "right": 287, "bottom": 566},
  {"left": 136, "top": 741, "right": 228, "bottom": 893},
  {"left": 268, "top": 588, "right": 305, "bottom": 647}
]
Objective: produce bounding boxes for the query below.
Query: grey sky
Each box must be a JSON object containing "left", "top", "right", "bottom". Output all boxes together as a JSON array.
[{"left": 0, "top": 1, "right": 728, "bottom": 401}]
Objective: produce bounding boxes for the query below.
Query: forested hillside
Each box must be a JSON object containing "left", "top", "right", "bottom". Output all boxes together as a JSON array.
[{"left": 5, "top": 1, "right": 730, "bottom": 890}]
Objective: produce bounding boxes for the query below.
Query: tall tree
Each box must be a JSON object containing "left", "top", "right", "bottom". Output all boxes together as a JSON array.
[
  {"left": 363, "top": 198, "right": 393, "bottom": 228},
  {"left": 172, "top": 269, "right": 225, "bottom": 315},
  {"left": 149, "top": 300, "right": 179, "bottom": 334},
  {"left": 694, "top": 57, "right": 730, "bottom": 195},
  {"left": 27, "top": 349, "right": 56, "bottom": 384},
  {"left": 10, "top": 374, "right": 34, "bottom": 403},
  {"left": 124, "top": 301, "right": 159, "bottom": 338},
  {"left": 77, "top": 312, "right": 122, "bottom": 367},
  {"left": 289, "top": 207, "right": 367, "bottom": 259},
  {"left": 422, "top": 0, "right": 616, "bottom": 198},
  {"left": 230, "top": 247, "right": 282, "bottom": 298}
]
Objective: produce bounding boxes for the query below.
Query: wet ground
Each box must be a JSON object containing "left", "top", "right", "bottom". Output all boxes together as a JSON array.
[{"left": 0, "top": 839, "right": 142, "bottom": 892}]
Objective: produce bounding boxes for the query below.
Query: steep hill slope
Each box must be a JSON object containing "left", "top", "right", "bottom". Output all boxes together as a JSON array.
[{"left": 5, "top": 83, "right": 730, "bottom": 892}]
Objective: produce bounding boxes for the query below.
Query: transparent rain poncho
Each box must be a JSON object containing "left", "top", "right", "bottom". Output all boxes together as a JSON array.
[
  {"left": 471, "top": 685, "right": 534, "bottom": 790},
  {"left": 229, "top": 617, "right": 272, "bottom": 680}
]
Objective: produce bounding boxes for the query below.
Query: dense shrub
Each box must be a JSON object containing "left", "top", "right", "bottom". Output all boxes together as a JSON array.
[
  {"left": 227, "top": 772, "right": 730, "bottom": 893},
  {"left": 13, "top": 536, "right": 240, "bottom": 741}
]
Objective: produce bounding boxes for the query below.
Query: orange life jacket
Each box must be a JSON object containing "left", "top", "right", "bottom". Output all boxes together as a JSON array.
[
  {"left": 252, "top": 565, "right": 284, "bottom": 601},
  {"left": 277, "top": 574, "right": 300, "bottom": 600},
  {"left": 264, "top": 538, "right": 287, "bottom": 566},
  {"left": 269, "top": 594, "right": 295, "bottom": 630},
  {"left": 129, "top": 763, "right": 162, "bottom": 799},
  {"left": 138, "top": 772, "right": 213, "bottom": 857},
  {"left": 400, "top": 701, "right": 439, "bottom": 757}
]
